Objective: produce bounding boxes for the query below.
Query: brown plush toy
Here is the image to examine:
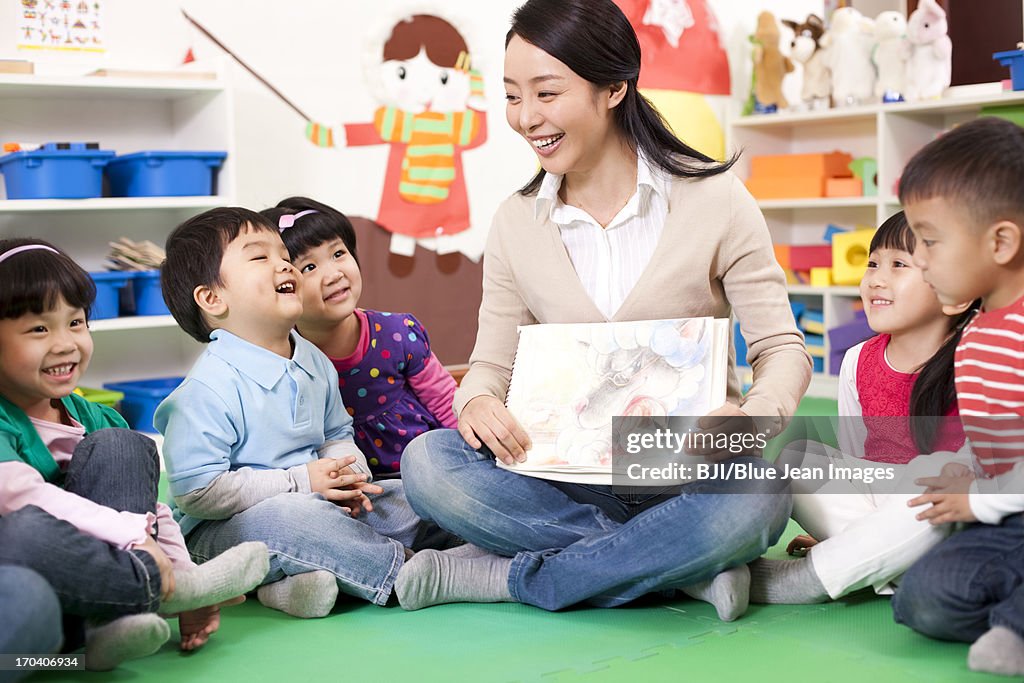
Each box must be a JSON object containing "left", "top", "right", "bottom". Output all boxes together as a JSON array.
[{"left": 753, "top": 10, "right": 793, "bottom": 110}]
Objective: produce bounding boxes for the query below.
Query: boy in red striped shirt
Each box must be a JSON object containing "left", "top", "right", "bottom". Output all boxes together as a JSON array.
[{"left": 890, "top": 116, "right": 1024, "bottom": 677}]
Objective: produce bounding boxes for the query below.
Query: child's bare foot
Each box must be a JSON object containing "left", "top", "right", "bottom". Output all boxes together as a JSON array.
[{"left": 178, "top": 596, "right": 246, "bottom": 651}]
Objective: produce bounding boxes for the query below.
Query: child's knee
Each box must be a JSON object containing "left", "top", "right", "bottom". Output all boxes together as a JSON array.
[{"left": 74, "top": 429, "right": 159, "bottom": 471}]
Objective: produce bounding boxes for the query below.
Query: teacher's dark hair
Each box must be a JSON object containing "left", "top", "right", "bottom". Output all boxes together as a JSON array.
[{"left": 507, "top": 0, "right": 737, "bottom": 195}]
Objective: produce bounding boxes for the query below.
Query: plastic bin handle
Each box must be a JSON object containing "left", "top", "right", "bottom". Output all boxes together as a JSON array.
[
  {"left": 146, "top": 158, "right": 163, "bottom": 168},
  {"left": 91, "top": 158, "right": 110, "bottom": 168},
  {"left": 25, "top": 158, "right": 42, "bottom": 169}
]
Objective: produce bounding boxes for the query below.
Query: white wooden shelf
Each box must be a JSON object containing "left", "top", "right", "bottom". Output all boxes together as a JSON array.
[
  {"left": 758, "top": 197, "right": 878, "bottom": 211},
  {"left": 89, "top": 316, "right": 178, "bottom": 332},
  {"left": 0, "top": 73, "right": 226, "bottom": 99},
  {"left": 0, "top": 196, "right": 231, "bottom": 213}
]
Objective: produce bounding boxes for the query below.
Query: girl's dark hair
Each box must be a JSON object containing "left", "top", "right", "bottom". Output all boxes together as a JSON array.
[
  {"left": 259, "top": 197, "right": 359, "bottom": 265},
  {"left": 0, "top": 238, "right": 94, "bottom": 320},
  {"left": 871, "top": 212, "right": 978, "bottom": 451},
  {"left": 383, "top": 15, "right": 468, "bottom": 68},
  {"left": 506, "top": 0, "right": 736, "bottom": 195}
]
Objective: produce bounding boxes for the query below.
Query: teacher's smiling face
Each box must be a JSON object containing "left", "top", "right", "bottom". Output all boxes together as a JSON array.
[{"left": 503, "top": 34, "right": 626, "bottom": 177}]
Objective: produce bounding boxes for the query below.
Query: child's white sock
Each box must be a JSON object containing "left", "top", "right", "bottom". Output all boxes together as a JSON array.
[
  {"left": 84, "top": 614, "right": 170, "bottom": 671},
  {"left": 680, "top": 565, "right": 750, "bottom": 622},
  {"left": 749, "top": 556, "right": 829, "bottom": 604},
  {"left": 968, "top": 626, "right": 1024, "bottom": 676},
  {"left": 395, "top": 549, "right": 513, "bottom": 611},
  {"left": 159, "top": 541, "right": 269, "bottom": 615},
  {"left": 257, "top": 570, "right": 338, "bottom": 618}
]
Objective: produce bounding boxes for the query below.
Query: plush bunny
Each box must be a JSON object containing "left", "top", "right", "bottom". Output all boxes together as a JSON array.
[
  {"left": 822, "top": 7, "right": 876, "bottom": 107},
  {"left": 904, "top": 0, "right": 951, "bottom": 101},
  {"left": 873, "top": 11, "right": 908, "bottom": 102},
  {"left": 752, "top": 10, "right": 793, "bottom": 112},
  {"left": 783, "top": 14, "right": 830, "bottom": 111}
]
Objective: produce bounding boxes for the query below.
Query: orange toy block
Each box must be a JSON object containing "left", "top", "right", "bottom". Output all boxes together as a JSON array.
[
  {"left": 750, "top": 152, "right": 854, "bottom": 180},
  {"left": 747, "top": 175, "right": 827, "bottom": 199},
  {"left": 773, "top": 243, "right": 791, "bottom": 270},
  {"left": 825, "top": 177, "right": 863, "bottom": 197}
]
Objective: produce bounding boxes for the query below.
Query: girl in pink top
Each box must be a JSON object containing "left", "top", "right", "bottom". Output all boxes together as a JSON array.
[
  {"left": 752, "top": 211, "right": 976, "bottom": 605},
  {"left": 0, "top": 238, "right": 267, "bottom": 670}
]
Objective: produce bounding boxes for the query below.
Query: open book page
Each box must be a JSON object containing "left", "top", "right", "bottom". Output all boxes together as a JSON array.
[{"left": 500, "top": 318, "right": 729, "bottom": 485}]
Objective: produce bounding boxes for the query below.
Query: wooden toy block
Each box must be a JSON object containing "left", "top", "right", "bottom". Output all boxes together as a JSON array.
[
  {"left": 773, "top": 243, "right": 791, "bottom": 270},
  {"left": 750, "top": 152, "right": 854, "bottom": 179},
  {"left": 825, "top": 177, "right": 863, "bottom": 197},
  {"left": 746, "top": 175, "right": 826, "bottom": 199},
  {"left": 789, "top": 245, "right": 832, "bottom": 270},
  {"left": 810, "top": 267, "right": 832, "bottom": 287},
  {"left": 849, "top": 157, "right": 878, "bottom": 196},
  {"left": 832, "top": 228, "right": 876, "bottom": 285}
]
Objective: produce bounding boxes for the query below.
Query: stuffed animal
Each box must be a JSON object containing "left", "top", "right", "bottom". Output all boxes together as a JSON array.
[
  {"left": 783, "top": 14, "right": 830, "bottom": 111},
  {"left": 778, "top": 19, "right": 803, "bottom": 112},
  {"left": 822, "top": 7, "right": 876, "bottom": 107},
  {"left": 752, "top": 10, "right": 793, "bottom": 112},
  {"left": 904, "top": 0, "right": 951, "bottom": 101},
  {"left": 873, "top": 11, "right": 908, "bottom": 102}
]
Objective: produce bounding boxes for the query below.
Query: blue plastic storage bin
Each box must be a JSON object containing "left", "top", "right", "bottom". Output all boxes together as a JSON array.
[
  {"left": 0, "top": 143, "right": 115, "bottom": 199},
  {"left": 103, "top": 377, "right": 184, "bottom": 433},
  {"left": 105, "top": 151, "right": 227, "bottom": 197},
  {"left": 89, "top": 271, "right": 132, "bottom": 320},
  {"left": 132, "top": 271, "right": 170, "bottom": 316}
]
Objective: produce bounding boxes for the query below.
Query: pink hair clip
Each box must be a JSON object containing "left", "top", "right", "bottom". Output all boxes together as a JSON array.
[{"left": 278, "top": 209, "right": 318, "bottom": 232}]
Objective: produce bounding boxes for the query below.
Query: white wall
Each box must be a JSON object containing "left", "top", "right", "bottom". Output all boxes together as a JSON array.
[{"left": 1, "top": 0, "right": 825, "bottom": 247}]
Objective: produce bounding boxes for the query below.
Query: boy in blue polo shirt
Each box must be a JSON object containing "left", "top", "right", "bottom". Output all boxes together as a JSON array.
[{"left": 156, "top": 207, "right": 441, "bottom": 618}]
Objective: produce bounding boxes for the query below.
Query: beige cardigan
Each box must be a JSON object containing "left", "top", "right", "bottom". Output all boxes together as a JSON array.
[{"left": 454, "top": 170, "right": 812, "bottom": 421}]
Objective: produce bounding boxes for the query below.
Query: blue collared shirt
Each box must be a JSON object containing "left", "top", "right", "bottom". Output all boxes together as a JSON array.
[{"left": 155, "top": 329, "right": 353, "bottom": 530}]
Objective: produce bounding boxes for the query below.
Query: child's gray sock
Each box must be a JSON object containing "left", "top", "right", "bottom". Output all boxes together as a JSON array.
[
  {"left": 749, "top": 557, "right": 829, "bottom": 604},
  {"left": 396, "top": 549, "right": 513, "bottom": 611},
  {"left": 159, "top": 541, "right": 269, "bottom": 615},
  {"left": 968, "top": 626, "right": 1024, "bottom": 676},
  {"left": 84, "top": 613, "right": 170, "bottom": 671},
  {"left": 443, "top": 543, "right": 492, "bottom": 559},
  {"left": 680, "top": 565, "right": 750, "bottom": 622},
  {"left": 257, "top": 570, "right": 338, "bottom": 618}
]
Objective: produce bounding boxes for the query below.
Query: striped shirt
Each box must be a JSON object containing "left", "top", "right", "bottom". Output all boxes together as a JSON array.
[
  {"left": 535, "top": 155, "right": 670, "bottom": 319},
  {"left": 955, "top": 296, "right": 1024, "bottom": 478}
]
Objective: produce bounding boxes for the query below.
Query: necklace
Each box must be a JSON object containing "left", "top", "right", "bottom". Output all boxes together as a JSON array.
[{"left": 565, "top": 186, "right": 636, "bottom": 228}]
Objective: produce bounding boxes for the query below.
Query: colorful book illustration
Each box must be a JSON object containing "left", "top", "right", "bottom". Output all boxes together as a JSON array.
[{"left": 502, "top": 318, "right": 730, "bottom": 484}]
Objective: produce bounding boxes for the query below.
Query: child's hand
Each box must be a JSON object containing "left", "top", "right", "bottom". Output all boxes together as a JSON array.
[
  {"left": 134, "top": 536, "right": 175, "bottom": 601},
  {"left": 909, "top": 462, "right": 977, "bottom": 525},
  {"left": 326, "top": 455, "right": 384, "bottom": 517},
  {"left": 306, "top": 458, "right": 378, "bottom": 513},
  {"left": 786, "top": 534, "right": 819, "bottom": 556},
  {"left": 177, "top": 596, "right": 245, "bottom": 651}
]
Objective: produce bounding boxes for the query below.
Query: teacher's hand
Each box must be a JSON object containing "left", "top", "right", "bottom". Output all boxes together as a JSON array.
[{"left": 458, "top": 396, "right": 532, "bottom": 466}]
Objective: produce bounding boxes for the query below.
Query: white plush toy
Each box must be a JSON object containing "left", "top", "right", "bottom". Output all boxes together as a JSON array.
[
  {"left": 822, "top": 7, "right": 876, "bottom": 107},
  {"left": 873, "top": 10, "right": 908, "bottom": 102},
  {"left": 903, "top": 0, "right": 951, "bottom": 101}
]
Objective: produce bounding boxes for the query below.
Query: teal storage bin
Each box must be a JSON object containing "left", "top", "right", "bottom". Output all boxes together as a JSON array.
[
  {"left": 103, "top": 377, "right": 184, "bottom": 433},
  {"left": 106, "top": 151, "right": 226, "bottom": 197},
  {"left": 132, "top": 271, "right": 170, "bottom": 316},
  {"left": 89, "top": 271, "right": 132, "bottom": 320},
  {"left": 0, "top": 143, "right": 115, "bottom": 199}
]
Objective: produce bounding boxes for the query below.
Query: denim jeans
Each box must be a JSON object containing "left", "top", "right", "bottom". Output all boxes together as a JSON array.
[
  {"left": 893, "top": 512, "right": 1024, "bottom": 642},
  {"left": 186, "top": 480, "right": 450, "bottom": 606},
  {"left": 0, "top": 566, "right": 62, "bottom": 683},
  {"left": 402, "top": 429, "right": 792, "bottom": 610},
  {"left": 0, "top": 430, "right": 163, "bottom": 621}
]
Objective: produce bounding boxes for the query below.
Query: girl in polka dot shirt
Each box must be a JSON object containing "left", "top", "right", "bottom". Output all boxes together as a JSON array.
[{"left": 261, "top": 198, "right": 458, "bottom": 475}]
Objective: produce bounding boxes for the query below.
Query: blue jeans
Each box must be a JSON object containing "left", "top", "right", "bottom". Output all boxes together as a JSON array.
[
  {"left": 893, "top": 512, "right": 1024, "bottom": 642},
  {"left": 0, "top": 566, "right": 62, "bottom": 683},
  {"left": 186, "top": 480, "right": 450, "bottom": 606},
  {"left": 402, "top": 430, "right": 792, "bottom": 610},
  {"left": 0, "top": 430, "right": 163, "bottom": 621}
]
